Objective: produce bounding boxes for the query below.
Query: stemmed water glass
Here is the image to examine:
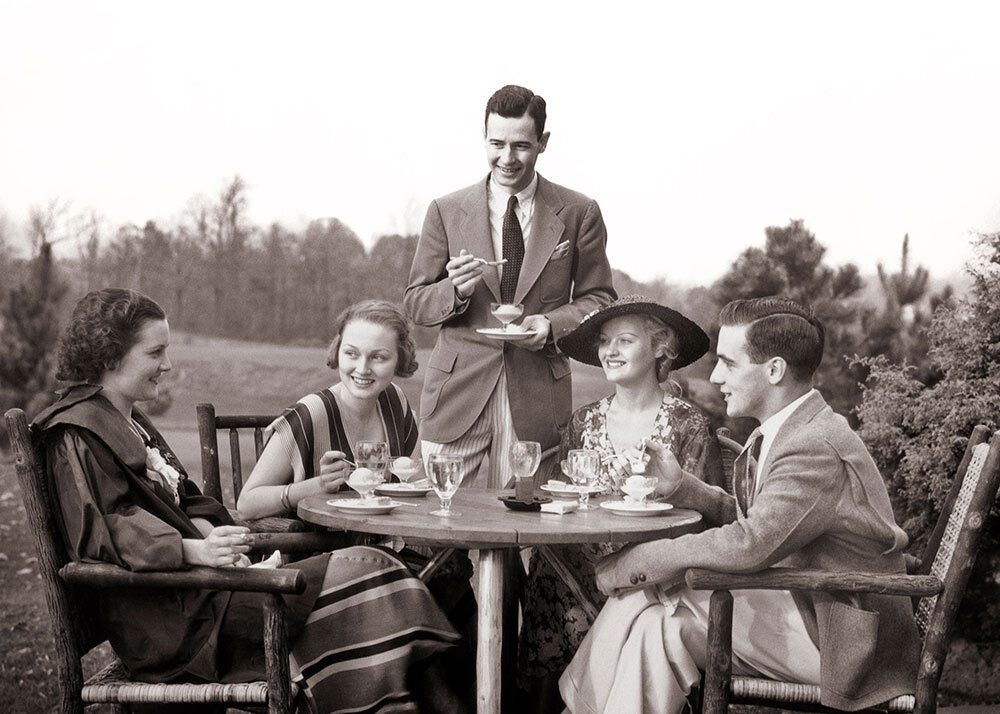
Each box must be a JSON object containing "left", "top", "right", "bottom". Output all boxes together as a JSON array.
[
  {"left": 353, "top": 440, "right": 389, "bottom": 502},
  {"left": 427, "top": 453, "right": 463, "bottom": 517},
  {"left": 567, "top": 448, "right": 600, "bottom": 510},
  {"left": 510, "top": 440, "right": 541, "bottom": 502},
  {"left": 490, "top": 302, "right": 524, "bottom": 332}
]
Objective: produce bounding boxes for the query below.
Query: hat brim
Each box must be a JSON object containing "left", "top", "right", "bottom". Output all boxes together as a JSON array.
[{"left": 557, "top": 301, "right": 710, "bottom": 371}]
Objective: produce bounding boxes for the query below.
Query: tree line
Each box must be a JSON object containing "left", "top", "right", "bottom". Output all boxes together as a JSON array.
[{"left": 71, "top": 177, "right": 421, "bottom": 345}]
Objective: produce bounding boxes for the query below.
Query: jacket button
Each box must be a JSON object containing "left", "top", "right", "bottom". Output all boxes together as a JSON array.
[
  {"left": 638, "top": 573, "right": 646, "bottom": 582},
  {"left": 629, "top": 574, "right": 638, "bottom": 585}
]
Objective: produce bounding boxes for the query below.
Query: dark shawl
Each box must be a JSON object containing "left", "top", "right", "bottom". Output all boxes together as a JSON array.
[{"left": 34, "top": 384, "right": 328, "bottom": 683}]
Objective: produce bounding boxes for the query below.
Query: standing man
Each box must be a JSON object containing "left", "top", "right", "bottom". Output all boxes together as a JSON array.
[
  {"left": 560, "top": 297, "right": 920, "bottom": 713},
  {"left": 405, "top": 84, "right": 616, "bottom": 487}
]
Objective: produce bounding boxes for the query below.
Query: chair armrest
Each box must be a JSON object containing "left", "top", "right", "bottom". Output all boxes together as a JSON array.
[
  {"left": 235, "top": 516, "right": 309, "bottom": 533},
  {"left": 60, "top": 561, "right": 306, "bottom": 594},
  {"left": 246, "top": 531, "right": 347, "bottom": 553},
  {"left": 685, "top": 566, "right": 941, "bottom": 598}
]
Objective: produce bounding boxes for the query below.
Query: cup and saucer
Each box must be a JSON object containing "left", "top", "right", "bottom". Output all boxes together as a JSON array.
[{"left": 600, "top": 476, "right": 673, "bottom": 517}]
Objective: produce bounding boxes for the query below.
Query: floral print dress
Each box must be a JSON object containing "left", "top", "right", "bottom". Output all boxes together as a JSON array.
[{"left": 518, "top": 391, "right": 723, "bottom": 681}]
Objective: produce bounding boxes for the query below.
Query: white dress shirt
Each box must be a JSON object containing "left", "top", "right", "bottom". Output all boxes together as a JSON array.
[{"left": 487, "top": 172, "right": 538, "bottom": 284}]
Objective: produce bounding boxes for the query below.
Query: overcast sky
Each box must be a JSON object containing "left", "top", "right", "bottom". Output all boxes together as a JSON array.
[{"left": 2, "top": 1, "right": 999, "bottom": 285}]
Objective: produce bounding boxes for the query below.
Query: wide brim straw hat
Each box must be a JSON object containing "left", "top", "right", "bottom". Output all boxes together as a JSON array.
[{"left": 557, "top": 295, "right": 710, "bottom": 371}]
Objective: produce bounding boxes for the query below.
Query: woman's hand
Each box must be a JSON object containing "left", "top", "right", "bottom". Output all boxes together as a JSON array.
[
  {"left": 182, "top": 525, "right": 251, "bottom": 567},
  {"left": 644, "top": 441, "right": 685, "bottom": 498},
  {"left": 318, "top": 450, "right": 350, "bottom": 492}
]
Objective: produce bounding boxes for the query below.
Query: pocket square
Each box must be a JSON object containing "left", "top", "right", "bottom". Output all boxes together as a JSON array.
[{"left": 549, "top": 240, "right": 571, "bottom": 261}]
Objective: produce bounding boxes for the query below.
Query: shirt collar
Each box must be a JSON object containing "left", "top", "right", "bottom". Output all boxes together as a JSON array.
[
  {"left": 759, "top": 388, "right": 817, "bottom": 440},
  {"left": 488, "top": 172, "right": 539, "bottom": 206}
]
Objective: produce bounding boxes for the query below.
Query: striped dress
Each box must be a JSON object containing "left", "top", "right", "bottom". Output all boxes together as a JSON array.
[
  {"left": 290, "top": 546, "right": 461, "bottom": 713},
  {"left": 265, "top": 383, "right": 419, "bottom": 482}
]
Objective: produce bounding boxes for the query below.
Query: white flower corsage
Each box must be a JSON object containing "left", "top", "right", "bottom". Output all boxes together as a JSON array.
[{"left": 145, "top": 445, "right": 182, "bottom": 505}]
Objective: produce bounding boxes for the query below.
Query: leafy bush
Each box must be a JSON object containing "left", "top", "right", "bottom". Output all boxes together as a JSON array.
[{"left": 856, "top": 231, "right": 1000, "bottom": 641}]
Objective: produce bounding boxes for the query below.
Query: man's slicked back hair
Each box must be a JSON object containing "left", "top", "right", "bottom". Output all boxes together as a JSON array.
[
  {"left": 718, "top": 297, "right": 825, "bottom": 382},
  {"left": 485, "top": 85, "right": 547, "bottom": 139}
]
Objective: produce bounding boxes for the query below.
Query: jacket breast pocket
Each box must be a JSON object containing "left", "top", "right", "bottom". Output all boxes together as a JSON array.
[
  {"left": 539, "top": 250, "right": 573, "bottom": 304},
  {"left": 420, "top": 348, "right": 457, "bottom": 419}
]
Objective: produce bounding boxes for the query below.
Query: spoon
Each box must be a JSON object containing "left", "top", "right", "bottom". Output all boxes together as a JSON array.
[{"left": 451, "top": 256, "right": 508, "bottom": 266}]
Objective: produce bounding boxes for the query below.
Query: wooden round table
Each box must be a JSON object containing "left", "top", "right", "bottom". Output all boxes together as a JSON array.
[{"left": 299, "top": 489, "right": 701, "bottom": 714}]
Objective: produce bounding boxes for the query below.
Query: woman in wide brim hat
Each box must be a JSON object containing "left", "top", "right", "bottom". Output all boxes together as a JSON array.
[
  {"left": 557, "top": 294, "right": 711, "bottom": 374},
  {"left": 519, "top": 295, "right": 723, "bottom": 710}
]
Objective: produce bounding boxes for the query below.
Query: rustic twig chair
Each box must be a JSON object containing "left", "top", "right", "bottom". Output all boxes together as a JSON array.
[
  {"left": 687, "top": 424, "right": 1000, "bottom": 714},
  {"left": 6, "top": 407, "right": 304, "bottom": 714},
  {"left": 196, "top": 402, "right": 346, "bottom": 557},
  {"left": 715, "top": 427, "right": 744, "bottom": 499}
]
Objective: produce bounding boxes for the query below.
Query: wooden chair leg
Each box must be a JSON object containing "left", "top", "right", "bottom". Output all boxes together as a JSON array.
[
  {"left": 263, "top": 593, "right": 292, "bottom": 714},
  {"left": 703, "top": 590, "right": 733, "bottom": 714}
]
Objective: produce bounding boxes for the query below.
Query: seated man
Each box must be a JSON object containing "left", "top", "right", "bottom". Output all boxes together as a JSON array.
[{"left": 560, "top": 297, "right": 920, "bottom": 714}]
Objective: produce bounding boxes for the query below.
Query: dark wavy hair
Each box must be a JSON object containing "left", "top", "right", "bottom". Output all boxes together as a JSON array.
[
  {"left": 325, "top": 300, "right": 419, "bottom": 378},
  {"left": 485, "top": 84, "right": 547, "bottom": 139},
  {"left": 56, "top": 288, "right": 167, "bottom": 383},
  {"left": 718, "top": 297, "right": 825, "bottom": 382}
]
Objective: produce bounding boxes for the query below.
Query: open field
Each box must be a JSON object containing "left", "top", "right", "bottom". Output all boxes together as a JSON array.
[{"left": 2, "top": 332, "right": 998, "bottom": 710}]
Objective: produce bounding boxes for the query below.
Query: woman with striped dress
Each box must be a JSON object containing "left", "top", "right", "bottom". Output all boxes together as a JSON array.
[
  {"left": 238, "top": 300, "right": 422, "bottom": 518},
  {"left": 39, "top": 289, "right": 463, "bottom": 713}
]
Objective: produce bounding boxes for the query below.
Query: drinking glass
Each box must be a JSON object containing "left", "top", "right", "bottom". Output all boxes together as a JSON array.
[
  {"left": 568, "top": 448, "right": 601, "bottom": 510},
  {"left": 355, "top": 440, "right": 389, "bottom": 501},
  {"left": 427, "top": 453, "right": 463, "bottom": 517},
  {"left": 510, "top": 440, "right": 541, "bottom": 502},
  {"left": 490, "top": 302, "right": 524, "bottom": 331}
]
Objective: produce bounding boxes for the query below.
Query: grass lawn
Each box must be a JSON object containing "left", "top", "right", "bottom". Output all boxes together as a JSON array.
[{"left": 2, "top": 332, "right": 997, "bottom": 710}]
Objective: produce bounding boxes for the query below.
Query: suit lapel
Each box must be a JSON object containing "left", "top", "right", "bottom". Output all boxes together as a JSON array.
[
  {"left": 515, "top": 175, "right": 564, "bottom": 304},
  {"left": 758, "top": 391, "right": 827, "bottom": 485},
  {"left": 460, "top": 177, "right": 500, "bottom": 301}
]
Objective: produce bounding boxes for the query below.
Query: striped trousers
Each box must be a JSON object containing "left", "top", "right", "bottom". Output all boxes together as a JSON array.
[{"left": 421, "top": 369, "right": 518, "bottom": 490}]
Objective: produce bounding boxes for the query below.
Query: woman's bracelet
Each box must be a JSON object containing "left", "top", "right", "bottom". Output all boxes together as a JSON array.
[{"left": 280, "top": 483, "right": 293, "bottom": 512}]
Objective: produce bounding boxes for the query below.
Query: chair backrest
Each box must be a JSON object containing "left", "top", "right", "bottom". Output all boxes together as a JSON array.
[
  {"left": 5, "top": 407, "right": 95, "bottom": 712},
  {"left": 911, "top": 426, "right": 1000, "bottom": 706},
  {"left": 716, "top": 427, "right": 743, "bottom": 497},
  {"left": 197, "top": 402, "right": 277, "bottom": 508}
]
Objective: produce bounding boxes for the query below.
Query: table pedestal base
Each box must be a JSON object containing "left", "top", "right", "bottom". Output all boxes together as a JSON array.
[{"left": 477, "top": 548, "right": 504, "bottom": 714}]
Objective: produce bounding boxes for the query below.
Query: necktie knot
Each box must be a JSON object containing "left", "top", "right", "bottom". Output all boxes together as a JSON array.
[
  {"left": 736, "top": 428, "right": 764, "bottom": 515},
  {"left": 745, "top": 428, "right": 763, "bottom": 461}
]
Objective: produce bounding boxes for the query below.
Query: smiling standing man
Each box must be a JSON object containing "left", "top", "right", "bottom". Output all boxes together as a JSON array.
[
  {"left": 560, "top": 297, "right": 920, "bottom": 714},
  {"left": 404, "top": 84, "right": 616, "bottom": 488}
]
